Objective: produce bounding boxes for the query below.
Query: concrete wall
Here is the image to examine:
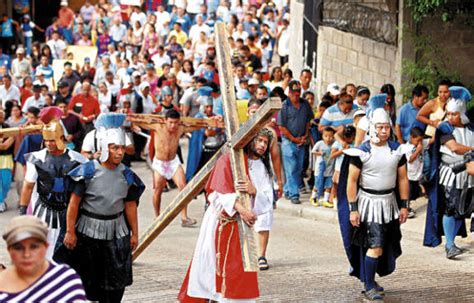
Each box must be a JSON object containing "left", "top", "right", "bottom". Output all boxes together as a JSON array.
[
  {"left": 316, "top": 26, "right": 400, "bottom": 100},
  {"left": 421, "top": 15, "right": 474, "bottom": 87},
  {"left": 288, "top": 0, "right": 305, "bottom": 77}
]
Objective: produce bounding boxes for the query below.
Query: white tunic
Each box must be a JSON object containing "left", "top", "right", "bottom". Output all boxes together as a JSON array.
[
  {"left": 249, "top": 159, "right": 274, "bottom": 232},
  {"left": 187, "top": 192, "right": 256, "bottom": 302}
]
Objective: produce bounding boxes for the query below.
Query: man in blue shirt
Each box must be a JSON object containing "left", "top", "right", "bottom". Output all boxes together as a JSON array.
[
  {"left": 395, "top": 85, "right": 429, "bottom": 143},
  {"left": 278, "top": 80, "right": 314, "bottom": 204},
  {"left": 1, "top": 14, "right": 19, "bottom": 55}
]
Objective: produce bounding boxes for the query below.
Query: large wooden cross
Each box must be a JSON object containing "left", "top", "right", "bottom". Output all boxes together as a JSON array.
[{"left": 132, "top": 23, "right": 281, "bottom": 272}]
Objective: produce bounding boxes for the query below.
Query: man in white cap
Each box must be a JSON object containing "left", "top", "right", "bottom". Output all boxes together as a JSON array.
[
  {"left": 11, "top": 47, "right": 32, "bottom": 84},
  {"left": 19, "top": 107, "right": 87, "bottom": 260},
  {"left": 423, "top": 86, "right": 474, "bottom": 258},
  {"left": 337, "top": 93, "right": 409, "bottom": 301},
  {"left": 63, "top": 113, "right": 145, "bottom": 302}
]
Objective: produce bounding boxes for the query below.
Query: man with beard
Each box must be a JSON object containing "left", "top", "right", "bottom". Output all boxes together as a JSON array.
[
  {"left": 337, "top": 94, "right": 409, "bottom": 301},
  {"left": 62, "top": 113, "right": 145, "bottom": 302},
  {"left": 19, "top": 107, "right": 87, "bottom": 260},
  {"left": 178, "top": 128, "right": 274, "bottom": 302}
]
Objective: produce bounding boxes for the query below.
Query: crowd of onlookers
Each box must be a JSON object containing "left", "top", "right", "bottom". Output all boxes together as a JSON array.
[
  {"left": 0, "top": 0, "right": 292, "bottom": 213},
  {"left": 0, "top": 0, "right": 473, "bottom": 221}
]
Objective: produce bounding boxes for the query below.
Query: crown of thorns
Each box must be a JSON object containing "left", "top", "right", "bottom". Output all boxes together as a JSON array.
[{"left": 255, "top": 128, "right": 273, "bottom": 142}]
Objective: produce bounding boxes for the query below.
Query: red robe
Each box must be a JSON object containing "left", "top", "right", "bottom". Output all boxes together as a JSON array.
[{"left": 178, "top": 153, "right": 259, "bottom": 302}]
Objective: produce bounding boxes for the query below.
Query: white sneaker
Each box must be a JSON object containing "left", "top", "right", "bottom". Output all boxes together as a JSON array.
[{"left": 0, "top": 203, "right": 6, "bottom": 213}]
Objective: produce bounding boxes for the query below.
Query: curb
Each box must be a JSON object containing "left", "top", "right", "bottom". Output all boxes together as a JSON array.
[{"left": 275, "top": 193, "right": 339, "bottom": 224}]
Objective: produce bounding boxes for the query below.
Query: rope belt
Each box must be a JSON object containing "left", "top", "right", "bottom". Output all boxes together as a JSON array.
[{"left": 216, "top": 215, "right": 237, "bottom": 296}]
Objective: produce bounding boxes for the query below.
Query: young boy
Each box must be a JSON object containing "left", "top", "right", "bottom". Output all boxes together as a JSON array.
[
  {"left": 330, "top": 125, "right": 356, "bottom": 205},
  {"left": 310, "top": 127, "right": 335, "bottom": 207},
  {"left": 402, "top": 127, "right": 426, "bottom": 218}
]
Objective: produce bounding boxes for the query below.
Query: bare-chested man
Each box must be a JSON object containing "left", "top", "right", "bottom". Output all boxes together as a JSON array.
[{"left": 149, "top": 109, "right": 199, "bottom": 227}]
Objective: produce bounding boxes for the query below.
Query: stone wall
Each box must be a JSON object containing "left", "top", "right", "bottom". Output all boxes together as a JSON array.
[
  {"left": 421, "top": 15, "right": 474, "bottom": 86},
  {"left": 315, "top": 26, "right": 400, "bottom": 101}
]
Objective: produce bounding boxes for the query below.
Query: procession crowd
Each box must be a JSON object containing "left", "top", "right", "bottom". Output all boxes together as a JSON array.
[{"left": 0, "top": 0, "right": 473, "bottom": 302}]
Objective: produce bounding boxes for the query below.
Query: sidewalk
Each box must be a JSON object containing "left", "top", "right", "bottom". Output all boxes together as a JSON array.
[{"left": 274, "top": 192, "right": 463, "bottom": 239}]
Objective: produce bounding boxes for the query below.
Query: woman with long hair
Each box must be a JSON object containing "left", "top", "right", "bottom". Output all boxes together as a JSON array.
[
  {"left": 381, "top": 83, "right": 397, "bottom": 124},
  {"left": 177, "top": 59, "right": 195, "bottom": 89},
  {"left": 266, "top": 66, "right": 283, "bottom": 91}
]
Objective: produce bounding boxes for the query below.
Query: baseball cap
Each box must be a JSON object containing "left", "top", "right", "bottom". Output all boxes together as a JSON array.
[
  {"left": 132, "top": 71, "right": 141, "bottom": 78},
  {"left": 327, "top": 83, "right": 341, "bottom": 96},
  {"left": 248, "top": 78, "right": 259, "bottom": 86},
  {"left": 161, "top": 86, "right": 172, "bottom": 96},
  {"left": 139, "top": 81, "right": 150, "bottom": 91},
  {"left": 84, "top": 57, "right": 91, "bottom": 63},
  {"left": 3, "top": 216, "right": 48, "bottom": 247},
  {"left": 16, "top": 47, "right": 25, "bottom": 54},
  {"left": 58, "top": 81, "right": 69, "bottom": 88},
  {"left": 35, "top": 70, "right": 44, "bottom": 77}
]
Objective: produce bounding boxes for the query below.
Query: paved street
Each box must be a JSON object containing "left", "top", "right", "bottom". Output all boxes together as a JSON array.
[{"left": 0, "top": 159, "right": 473, "bottom": 302}]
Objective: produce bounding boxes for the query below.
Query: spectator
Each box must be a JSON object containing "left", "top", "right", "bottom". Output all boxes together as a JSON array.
[
  {"left": 277, "top": 18, "right": 290, "bottom": 66},
  {"left": 169, "top": 21, "right": 189, "bottom": 47},
  {"left": 0, "top": 216, "right": 87, "bottom": 301},
  {"left": 58, "top": 62, "right": 80, "bottom": 95},
  {"left": 416, "top": 79, "right": 451, "bottom": 139},
  {"left": 80, "top": 0, "right": 96, "bottom": 24},
  {"left": 341, "top": 83, "right": 357, "bottom": 99},
  {"left": 395, "top": 84, "right": 429, "bottom": 143},
  {"left": 22, "top": 84, "right": 45, "bottom": 113},
  {"left": 0, "top": 109, "right": 14, "bottom": 212},
  {"left": 58, "top": 0, "right": 75, "bottom": 44},
  {"left": 266, "top": 66, "right": 283, "bottom": 91},
  {"left": 46, "top": 30, "right": 67, "bottom": 59},
  {"left": 354, "top": 86, "right": 370, "bottom": 110},
  {"left": 19, "top": 15, "right": 44, "bottom": 56},
  {"left": 0, "top": 75, "right": 20, "bottom": 107},
  {"left": 319, "top": 92, "right": 356, "bottom": 132},
  {"left": 11, "top": 47, "right": 32, "bottom": 84},
  {"left": 57, "top": 99, "right": 84, "bottom": 152},
  {"left": 68, "top": 82, "right": 100, "bottom": 132},
  {"left": 1, "top": 14, "right": 19, "bottom": 55},
  {"left": 310, "top": 127, "right": 336, "bottom": 208},
  {"left": 401, "top": 127, "right": 426, "bottom": 218},
  {"left": 189, "top": 14, "right": 210, "bottom": 43},
  {"left": 300, "top": 69, "right": 314, "bottom": 96},
  {"left": 381, "top": 83, "right": 397, "bottom": 124},
  {"left": 278, "top": 80, "right": 314, "bottom": 204}
]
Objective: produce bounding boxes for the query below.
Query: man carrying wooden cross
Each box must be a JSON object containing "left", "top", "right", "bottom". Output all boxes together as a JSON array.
[
  {"left": 130, "top": 109, "right": 223, "bottom": 227},
  {"left": 177, "top": 128, "right": 273, "bottom": 302}
]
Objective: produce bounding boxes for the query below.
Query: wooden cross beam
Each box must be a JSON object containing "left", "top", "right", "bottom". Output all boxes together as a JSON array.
[
  {"left": 215, "top": 22, "right": 260, "bottom": 272},
  {"left": 0, "top": 124, "right": 43, "bottom": 138},
  {"left": 127, "top": 113, "right": 225, "bottom": 129},
  {"left": 132, "top": 97, "right": 281, "bottom": 261}
]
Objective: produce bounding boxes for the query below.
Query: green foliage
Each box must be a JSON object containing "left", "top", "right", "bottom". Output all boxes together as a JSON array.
[
  {"left": 400, "top": 30, "right": 461, "bottom": 102},
  {"left": 407, "top": 0, "right": 447, "bottom": 23}
]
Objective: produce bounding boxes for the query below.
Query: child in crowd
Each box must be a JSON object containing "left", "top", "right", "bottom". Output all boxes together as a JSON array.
[
  {"left": 402, "top": 127, "right": 426, "bottom": 218},
  {"left": 310, "top": 127, "right": 335, "bottom": 208},
  {"left": 330, "top": 125, "right": 356, "bottom": 205}
]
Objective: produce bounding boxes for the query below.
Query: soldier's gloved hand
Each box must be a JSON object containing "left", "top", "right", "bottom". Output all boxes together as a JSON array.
[{"left": 19, "top": 205, "right": 27, "bottom": 215}]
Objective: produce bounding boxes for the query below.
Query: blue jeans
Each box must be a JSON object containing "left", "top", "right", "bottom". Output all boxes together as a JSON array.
[
  {"left": 0, "top": 169, "right": 12, "bottom": 204},
  {"left": 281, "top": 137, "right": 305, "bottom": 200},
  {"left": 25, "top": 36, "right": 32, "bottom": 56}
]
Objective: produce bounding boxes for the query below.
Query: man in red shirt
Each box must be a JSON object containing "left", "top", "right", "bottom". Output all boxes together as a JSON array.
[
  {"left": 58, "top": 1, "right": 74, "bottom": 44},
  {"left": 68, "top": 82, "right": 100, "bottom": 133}
]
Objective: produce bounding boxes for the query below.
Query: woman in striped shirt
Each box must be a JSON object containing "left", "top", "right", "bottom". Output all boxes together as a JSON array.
[{"left": 0, "top": 216, "right": 87, "bottom": 302}]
